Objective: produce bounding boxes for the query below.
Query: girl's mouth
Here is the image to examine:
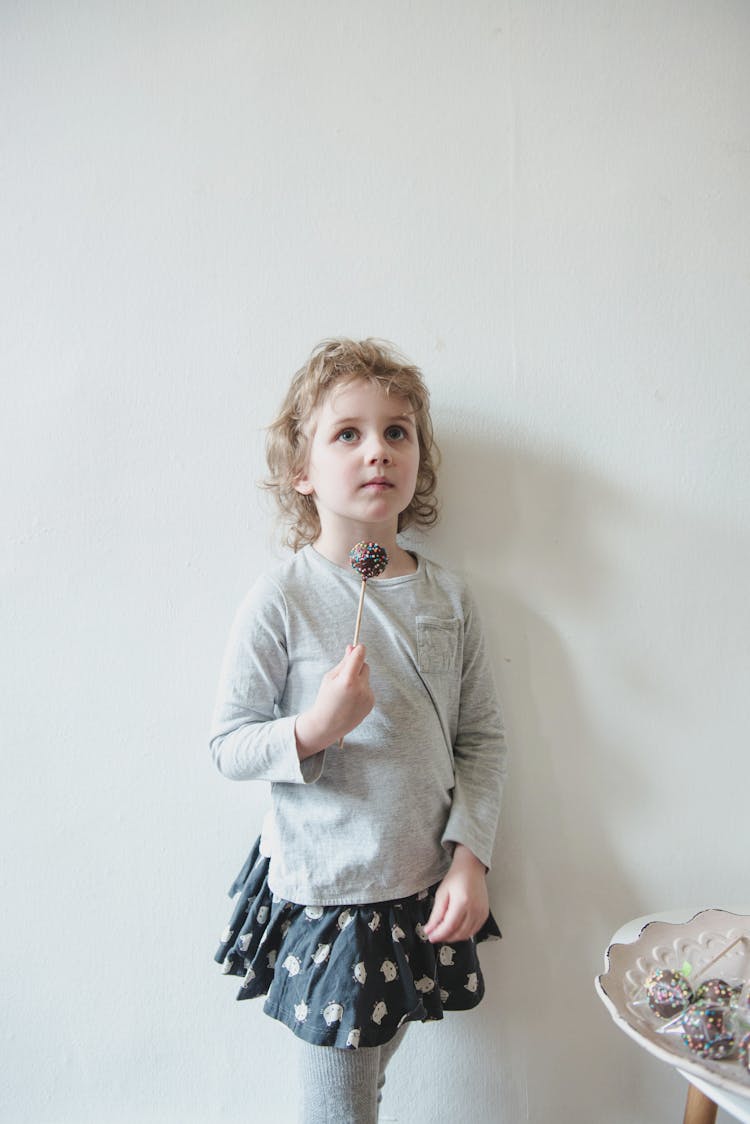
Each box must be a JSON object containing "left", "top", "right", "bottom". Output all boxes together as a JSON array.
[{"left": 362, "top": 480, "right": 393, "bottom": 491}]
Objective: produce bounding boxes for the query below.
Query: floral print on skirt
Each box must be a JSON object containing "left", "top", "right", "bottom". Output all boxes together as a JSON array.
[{"left": 215, "top": 838, "right": 501, "bottom": 1049}]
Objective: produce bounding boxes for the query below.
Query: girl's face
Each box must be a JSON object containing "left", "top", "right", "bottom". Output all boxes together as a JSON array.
[{"left": 294, "top": 379, "right": 420, "bottom": 543}]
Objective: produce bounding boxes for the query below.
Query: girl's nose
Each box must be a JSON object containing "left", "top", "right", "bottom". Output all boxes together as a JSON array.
[
  {"left": 365, "top": 435, "right": 392, "bottom": 465},
  {"left": 367, "top": 444, "right": 392, "bottom": 465}
]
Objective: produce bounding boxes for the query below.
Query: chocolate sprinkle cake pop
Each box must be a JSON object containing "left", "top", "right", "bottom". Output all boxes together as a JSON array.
[
  {"left": 348, "top": 542, "right": 388, "bottom": 648},
  {"left": 739, "top": 1030, "right": 750, "bottom": 1072},
  {"left": 644, "top": 968, "right": 694, "bottom": 1019},
  {"left": 681, "top": 1002, "right": 737, "bottom": 1060},
  {"left": 694, "top": 978, "right": 736, "bottom": 1005},
  {"left": 349, "top": 541, "right": 389, "bottom": 580},
  {"left": 337, "top": 542, "right": 388, "bottom": 750}
]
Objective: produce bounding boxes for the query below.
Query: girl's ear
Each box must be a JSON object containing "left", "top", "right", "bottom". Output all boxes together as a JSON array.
[{"left": 293, "top": 472, "right": 314, "bottom": 496}]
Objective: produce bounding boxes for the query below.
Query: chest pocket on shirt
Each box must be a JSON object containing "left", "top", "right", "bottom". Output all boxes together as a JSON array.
[{"left": 416, "top": 616, "right": 460, "bottom": 674}]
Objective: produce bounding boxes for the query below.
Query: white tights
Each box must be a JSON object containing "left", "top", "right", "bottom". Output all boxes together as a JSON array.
[{"left": 298, "top": 1024, "right": 409, "bottom": 1124}]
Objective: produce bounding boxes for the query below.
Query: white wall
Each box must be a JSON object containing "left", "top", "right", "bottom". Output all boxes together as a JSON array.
[{"left": 3, "top": 2, "right": 749, "bottom": 1121}]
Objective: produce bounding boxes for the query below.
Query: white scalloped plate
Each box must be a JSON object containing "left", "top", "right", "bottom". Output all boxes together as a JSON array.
[{"left": 596, "top": 909, "right": 750, "bottom": 1099}]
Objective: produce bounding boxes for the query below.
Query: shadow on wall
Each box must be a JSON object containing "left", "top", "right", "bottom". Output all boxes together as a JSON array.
[
  {"left": 406, "top": 426, "right": 653, "bottom": 1118},
  {"left": 423, "top": 427, "right": 644, "bottom": 921}
]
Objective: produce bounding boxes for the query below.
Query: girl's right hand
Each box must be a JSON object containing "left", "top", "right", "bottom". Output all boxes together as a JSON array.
[{"left": 294, "top": 644, "right": 375, "bottom": 758}]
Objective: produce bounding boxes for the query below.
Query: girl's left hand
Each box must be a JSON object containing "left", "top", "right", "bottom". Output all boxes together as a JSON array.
[{"left": 423, "top": 844, "right": 489, "bottom": 944}]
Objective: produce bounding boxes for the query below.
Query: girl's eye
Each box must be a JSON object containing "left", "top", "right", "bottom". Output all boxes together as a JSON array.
[
  {"left": 337, "top": 428, "right": 358, "bottom": 443},
  {"left": 385, "top": 425, "right": 406, "bottom": 440}
]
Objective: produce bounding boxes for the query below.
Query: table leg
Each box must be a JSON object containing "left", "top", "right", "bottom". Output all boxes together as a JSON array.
[{"left": 682, "top": 1084, "right": 718, "bottom": 1124}]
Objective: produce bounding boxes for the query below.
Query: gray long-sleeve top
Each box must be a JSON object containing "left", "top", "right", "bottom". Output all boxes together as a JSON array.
[{"left": 210, "top": 546, "right": 507, "bottom": 905}]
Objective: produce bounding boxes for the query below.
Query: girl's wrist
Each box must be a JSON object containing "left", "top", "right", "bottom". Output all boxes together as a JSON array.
[
  {"left": 450, "top": 843, "right": 487, "bottom": 873},
  {"left": 294, "top": 711, "right": 330, "bottom": 759}
]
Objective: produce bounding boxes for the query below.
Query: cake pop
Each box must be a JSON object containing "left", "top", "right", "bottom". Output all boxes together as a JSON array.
[
  {"left": 694, "top": 978, "right": 736, "bottom": 1005},
  {"left": 681, "top": 1001, "right": 737, "bottom": 1060},
  {"left": 739, "top": 1030, "right": 750, "bottom": 1072},
  {"left": 644, "top": 968, "right": 693, "bottom": 1019},
  {"left": 350, "top": 541, "right": 389, "bottom": 580},
  {"left": 338, "top": 542, "right": 388, "bottom": 749},
  {"left": 348, "top": 542, "right": 388, "bottom": 646}
]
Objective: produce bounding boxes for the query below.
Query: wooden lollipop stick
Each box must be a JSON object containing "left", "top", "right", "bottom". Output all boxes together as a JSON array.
[
  {"left": 339, "top": 579, "right": 368, "bottom": 749},
  {"left": 692, "top": 935, "right": 747, "bottom": 982},
  {"left": 339, "top": 543, "right": 388, "bottom": 750},
  {"left": 352, "top": 579, "right": 367, "bottom": 648}
]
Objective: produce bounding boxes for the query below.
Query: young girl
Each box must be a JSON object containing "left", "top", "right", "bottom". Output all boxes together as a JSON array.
[{"left": 211, "top": 339, "right": 507, "bottom": 1123}]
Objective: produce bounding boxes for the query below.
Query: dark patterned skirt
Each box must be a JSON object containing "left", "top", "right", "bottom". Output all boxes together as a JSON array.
[{"left": 214, "top": 838, "right": 501, "bottom": 1049}]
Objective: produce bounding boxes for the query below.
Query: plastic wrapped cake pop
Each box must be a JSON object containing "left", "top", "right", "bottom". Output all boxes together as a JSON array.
[
  {"left": 694, "top": 978, "right": 737, "bottom": 1005},
  {"left": 644, "top": 968, "right": 693, "bottom": 1019},
  {"left": 681, "top": 1002, "right": 738, "bottom": 1060},
  {"left": 634, "top": 938, "right": 750, "bottom": 1086},
  {"left": 740, "top": 1030, "right": 750, "bottom": 1072}
]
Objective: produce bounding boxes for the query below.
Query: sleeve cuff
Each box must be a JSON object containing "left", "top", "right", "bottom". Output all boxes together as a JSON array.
[
  {"left": 289, "top": 715, "right": 327, "bottom": 784},
  {"left": 441, "top": 822, "right": 493, "bottom": 872},
  {"left": 299, "top": 746, "right": 326, "bottom": 783}
]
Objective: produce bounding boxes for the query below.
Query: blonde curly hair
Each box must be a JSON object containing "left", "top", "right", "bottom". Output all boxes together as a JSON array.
[{"left": 264, "top": 338, "right": 440, "bottom": 551}]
